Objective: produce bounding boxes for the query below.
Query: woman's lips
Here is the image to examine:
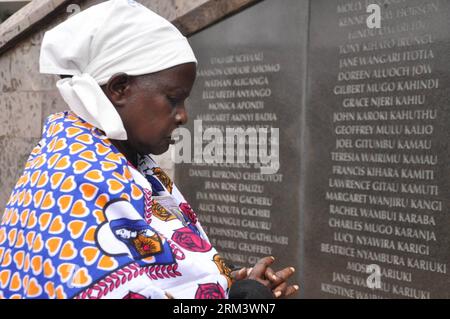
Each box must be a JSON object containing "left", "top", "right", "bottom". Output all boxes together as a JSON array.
[{"left": 167, "top": 136, "right": 176, "bottom": 144}]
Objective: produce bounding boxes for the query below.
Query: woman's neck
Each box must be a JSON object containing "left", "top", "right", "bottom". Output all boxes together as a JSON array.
[{"left": 110, "top": 140, "right": 138, "bottom": 167}]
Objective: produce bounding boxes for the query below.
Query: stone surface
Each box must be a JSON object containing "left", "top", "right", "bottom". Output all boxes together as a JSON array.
[
  {"left": 141, "top": 0, "right": 208, "bottom": 22},
  {"left": 40, "top": 90, "right": 68, "bottom": 120},
  {"left": 0, "top": 0, "right": 70, "bottom": 50},
  {"left": 303, "top": 0, "right": 450, "bottom": 299},
  {"left": 0, "top": 91, "right": 43, "bottom": 138},
  {"left": 175, "top": 0, "right": 309, "bottom": 294},
  {"left": 10, "top": 31, "right": 55, "bottom": 91},
  {"left": 0, "top": 48, "right": 14, "bottom": 92},
  {"left": 0, "top": 3, "right": 34, "bottom": 48},
  {"left": 0, "top": 136, "right": 40, "bottom": 214},
  {"left": 173, "top": 0, "right": 261, "bottom": 36}
]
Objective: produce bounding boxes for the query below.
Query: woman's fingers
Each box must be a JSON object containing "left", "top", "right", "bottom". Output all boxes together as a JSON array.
[
  {"left": 269, "top": 266, "right": 298, "bottom": 298},
  {"left": 243, "top": 257, "right": 300, "bottom": 295},
  {"left": 273, "top": 282, "right": 287, "bottom": 298},
  {"left": 283, "top": 284, "right": 300, "bottom": 297},
  {"left": 264, "top": 267, "right": 278, "bottom": 284},
  {"left": 273, "top": 283, "right": 300, "bottom": 298},
  {"left": 231, "top": 267, "right": 248, "bottom": 281},
  {"left": 247, "top": 256, "right": 275, "bottom": 280},
  {"left": 276, "top": 266, "right": 296, "bottom": 282},
  {"left": 267, "top": 266, "right": 296, "bottom": 288}
]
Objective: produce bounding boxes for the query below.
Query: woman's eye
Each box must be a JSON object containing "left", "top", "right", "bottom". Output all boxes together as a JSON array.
[{"left": 167, "top": 96, "right": 179, "bottom": 107}]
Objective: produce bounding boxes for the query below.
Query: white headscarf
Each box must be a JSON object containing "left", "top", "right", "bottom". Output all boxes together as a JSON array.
[{"left": 40, "top": 0, "right": 197, "bottom": 140}]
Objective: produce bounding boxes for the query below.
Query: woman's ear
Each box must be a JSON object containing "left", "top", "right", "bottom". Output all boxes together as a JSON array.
[{"left": 104, "top": 73, "right": 131, "bottom": 106}]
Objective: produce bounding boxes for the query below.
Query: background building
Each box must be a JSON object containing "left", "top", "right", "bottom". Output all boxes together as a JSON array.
[{"left": 0, "top": 1, "right": 31, "bottom": 23}]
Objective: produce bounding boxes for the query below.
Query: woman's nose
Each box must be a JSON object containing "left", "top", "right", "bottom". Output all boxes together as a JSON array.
[{"left": 175, "top": 107, "right": 188, "bottom": 125}]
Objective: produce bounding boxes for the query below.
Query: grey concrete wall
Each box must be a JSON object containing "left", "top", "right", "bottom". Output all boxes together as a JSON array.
[
  {"left": 0, "top": 21, "right": 63, "bottom": 213},
  {"left": 0, "top": 0, "right": 258, "bottom": 214}
]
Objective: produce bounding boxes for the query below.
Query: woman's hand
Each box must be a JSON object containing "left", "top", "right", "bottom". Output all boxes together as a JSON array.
[
  {"left": 265, "top": 264, "right": 298, "bottom": 298},
  {"left": 230, "top": 266, "right": 250, "bottom": 281},
  {"left": 230, "top": 256, "right": 299, "bottom": 298}
]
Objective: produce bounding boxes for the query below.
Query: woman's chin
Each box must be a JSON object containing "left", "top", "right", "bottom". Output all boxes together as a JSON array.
[
  {"left": 152, "top": 147, "right": 169, "bottom": 155},
  {"left": 146, "top": 142, "right": 170, "bottom": 155}
]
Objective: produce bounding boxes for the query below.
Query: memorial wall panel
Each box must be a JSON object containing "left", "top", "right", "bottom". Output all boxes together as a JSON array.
[{"left": 304, "top": 0, "right": 450, "bottom": 298}]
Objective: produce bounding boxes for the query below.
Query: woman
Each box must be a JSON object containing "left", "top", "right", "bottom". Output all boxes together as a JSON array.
[{"left": 0, "top": 0, "right": 297, "bottom": 299}]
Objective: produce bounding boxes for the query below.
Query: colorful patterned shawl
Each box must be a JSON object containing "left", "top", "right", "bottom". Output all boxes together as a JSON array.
[{"left": 0, "top": 111, "right": 232, "bottom": 299}]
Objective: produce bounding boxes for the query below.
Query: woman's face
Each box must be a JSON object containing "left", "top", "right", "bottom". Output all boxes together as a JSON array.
[{"left": 107, "top": 62, "right": 196, "bottom": 156}]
